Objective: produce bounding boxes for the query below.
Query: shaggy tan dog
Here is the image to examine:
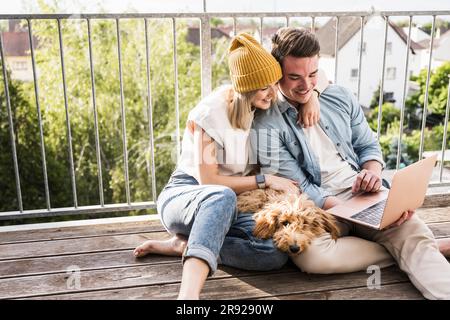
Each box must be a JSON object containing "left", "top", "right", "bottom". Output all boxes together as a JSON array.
[{"left": 237, "top": 189, "right": 339, "bottom": 255}]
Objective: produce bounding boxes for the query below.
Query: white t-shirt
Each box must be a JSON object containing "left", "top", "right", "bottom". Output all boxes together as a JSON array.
[
  {"left": 303, "top": 124, "right": 358, "bottom": 200},
  {"left": 178, "top": 85, "right": 255, "bottom": 182}
]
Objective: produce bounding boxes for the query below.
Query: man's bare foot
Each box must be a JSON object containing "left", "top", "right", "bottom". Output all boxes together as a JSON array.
[
  {"left": 437, "top": 238, "right": 450, "bottom": 258},
  {"left": 134, "top": 234, "right": 187, "bottom": 258}
]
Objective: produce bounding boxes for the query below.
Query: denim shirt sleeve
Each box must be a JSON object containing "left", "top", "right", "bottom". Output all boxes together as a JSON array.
[
  {"left": 251, "top": 126, "right": 332, "bottom": 208},
  {"left": 347, "top": 88, "right": 386, "bottom": 169}
]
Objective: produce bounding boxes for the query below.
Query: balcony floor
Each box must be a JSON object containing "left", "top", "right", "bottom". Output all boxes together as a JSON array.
[{"left": 0, "top": 203, "right": 449, "bottom": 300}]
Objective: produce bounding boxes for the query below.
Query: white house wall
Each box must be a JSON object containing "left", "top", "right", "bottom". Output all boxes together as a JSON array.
[
  {"left": 434, "top": 33, "right": 450, "bottom": 63},
  {"left": 325, "top": 16, "right": 422, "bottom": 109}
]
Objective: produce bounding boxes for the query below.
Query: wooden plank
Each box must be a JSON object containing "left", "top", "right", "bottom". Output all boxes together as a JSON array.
[
  {"left": 417, "top": 207, "right": 450, "bottom": 224},
  {"left": 1, "top": 219, "right": 448, "bottom": 277},
  {"left": 1, "top": 220, "right": 448, "bottom": 262},
  {"left": 257, "top": 282, "right": 423, "bottom": 300},
  {"left": 0, "top": 219, "right": 164, "bottom": 245},
  {"left": 428, "top": 222, "right": 450, "bottom": 239},
  {"left": 2, "top": 232, "right": 448, "bottom": 280},
  {"left": 0, "top": 206, "right": 447, "bottom": 301},
  {"left": 1, "top": 206, "right": 447, "bottom": 245},
  {"left": 1, "top": 262, "right": 186, "bottom": 299},
  {"left": 0, "top": 232, "right": 170, "bottom": 261},
  {"left": 422, "top": 193, "right": 450, "bottom": 208},
  {"left": 22, "top": 266, "right": 410, "bottom": 300},
  {"left": 0, "top": 263, "right": 296, "bottom": 299},
  {"left": 0, "top": 250, "right": 179, "bottom": 279}
]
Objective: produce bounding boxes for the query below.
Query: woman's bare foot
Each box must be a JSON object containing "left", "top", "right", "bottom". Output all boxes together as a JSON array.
[
  {"left": 437, "top": 238, "right": 450, "bottom": 258},
  {"left": 133, "top": 234, "right": 188, "bottom": 258}
]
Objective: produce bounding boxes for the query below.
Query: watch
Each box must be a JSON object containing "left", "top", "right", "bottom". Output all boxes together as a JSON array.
[{"left": 255, "top": 174, "right": 266, "bottom": 189}]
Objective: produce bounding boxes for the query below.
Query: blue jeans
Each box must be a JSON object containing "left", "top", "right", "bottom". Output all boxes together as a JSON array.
[{"left": 156, "top": 170, "right": 288, "bottom": 275}]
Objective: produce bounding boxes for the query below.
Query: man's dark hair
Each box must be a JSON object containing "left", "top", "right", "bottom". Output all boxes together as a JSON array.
[{"left": 271, "top": 27, "right": 320, "bottom": 65}]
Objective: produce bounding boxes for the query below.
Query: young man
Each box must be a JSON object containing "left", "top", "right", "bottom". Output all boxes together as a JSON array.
[{"left": 252, "top": 27, "right": 450, "bottom": 300}]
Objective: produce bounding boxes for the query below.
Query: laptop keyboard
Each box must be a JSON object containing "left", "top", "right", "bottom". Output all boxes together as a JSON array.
[{"left": 350, "top": 199, "right": 387, "bottom": 226}]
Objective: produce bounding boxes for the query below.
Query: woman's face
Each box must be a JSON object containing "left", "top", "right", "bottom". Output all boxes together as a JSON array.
[{"left": 250, "top": 82, "right": 278, "bottom": 110}]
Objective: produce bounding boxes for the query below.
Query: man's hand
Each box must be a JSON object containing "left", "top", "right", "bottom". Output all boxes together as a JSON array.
[
  {"left": 384, "top": 210, "right": 415, "bottom": 229},
  {"left": 352, "top": 169, "right": 382, "bottom": 194}
]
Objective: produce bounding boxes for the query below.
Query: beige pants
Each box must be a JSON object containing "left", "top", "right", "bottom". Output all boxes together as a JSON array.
[{"left": 291, "top": 215, "right": 450, "bottom": 299}]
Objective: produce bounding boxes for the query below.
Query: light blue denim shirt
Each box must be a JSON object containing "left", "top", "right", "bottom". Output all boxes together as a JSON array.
[{"left": 251, "top": 84, "right": 385, "bottom": 208}]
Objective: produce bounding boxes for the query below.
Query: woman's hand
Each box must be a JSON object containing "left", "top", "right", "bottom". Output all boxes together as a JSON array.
[
  {"left": 298, "top": 91, "right": 320, "bottom": 128},
  {"left": 265, "top": 174, "right": 300, "bottom": 195}
]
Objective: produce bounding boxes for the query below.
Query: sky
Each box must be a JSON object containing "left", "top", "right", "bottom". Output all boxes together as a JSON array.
[{"left": 0, "top": 0, "right": 449, "bottom": 14}]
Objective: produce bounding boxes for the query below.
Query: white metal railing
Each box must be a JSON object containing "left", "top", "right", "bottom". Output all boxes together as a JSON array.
[{"left": 0, "top": 9, "right": 449, "bottom": 220}]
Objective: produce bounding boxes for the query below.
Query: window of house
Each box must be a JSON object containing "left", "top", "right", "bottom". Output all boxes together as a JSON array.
[
  {"left": 386, "top": 67, "right": 396, "bottom": 80},
  {"left": 386, "top": 42, "right": 392, "bottom": 55},
  {"left": 13, "top": 61, "right": 27, "bottom": 71},
  {"left": 383, "top": 92, "right": 395, "bottom": 102},
  {"left": 350, "top": 68, "right": 359, "bottom": 78}
]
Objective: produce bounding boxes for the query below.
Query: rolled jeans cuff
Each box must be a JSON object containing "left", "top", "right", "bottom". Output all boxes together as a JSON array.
[{"left": 183, "top": 244, "right": 218, "bottom": 276}]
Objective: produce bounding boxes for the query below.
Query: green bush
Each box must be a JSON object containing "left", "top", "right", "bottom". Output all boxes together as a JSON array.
[{"left": 368, "top": 103, "right": 400, "bottom": 135}]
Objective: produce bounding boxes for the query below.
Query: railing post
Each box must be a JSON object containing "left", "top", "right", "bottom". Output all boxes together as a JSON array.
[
  {"left": 115, "top": 18, "right": 131, "bottom": 205},
  {"left": 0, "top": 31, "right": 23, "bottom": 212},
  {"left": 419, "top": 16, "right": 437, "bottom": 161},
  {"left": 377, "top": 16, "right": 389, "bottom": 140},
  {"left": 144, "top": 18, "right": 157, "bottom": 202},
  {"left": 310, "top": 16, "right": 315, "bottom": 33},
  {"left": 200, "top": 15, "right": 212, "bottom": 98},
  {"left": 440, "top": 76, "right": 450, "bottom": 182},
  {"left": 259, "top": 17, "right": 263, "bottom": 44},
  {"left": 334, "top": 16, "right": 340, "bottom": 84},
  {"left": 172, "top": 18, "right": 181, "bottom": 163},
  {"left": 27, "top": 19, "right": 51, "bottom": 211},
  {"left": 356, "top": 16, "right": 365, "bottom": 101},
  {"left": 57, "top": 18, "right": 78, "bottom": 208},
  {"left": 396, "top": 16, "right": 413, "bottom": 170},
  {"left": 86, "top": 18, "right": 105, "bottom": 207}
]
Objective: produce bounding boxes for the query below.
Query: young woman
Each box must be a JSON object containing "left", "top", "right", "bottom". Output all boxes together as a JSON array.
[{"left": 133, "top": 33, "right": 326, "bottom": 299}]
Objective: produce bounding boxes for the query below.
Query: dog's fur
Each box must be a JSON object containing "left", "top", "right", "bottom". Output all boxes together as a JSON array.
[{"left": 237, "top": 189, "right": 339, "bottom": 255}]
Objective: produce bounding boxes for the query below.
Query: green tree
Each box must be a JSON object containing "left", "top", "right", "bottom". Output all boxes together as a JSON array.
[
  {"left": 406, "top": 62, "right": 450, "bottom": 119},
  {"left": 420, "top": 19, "right": 450, "bottom": 35},
  {"left": 369, "top": 84, "right": 382, "bottom": 109},
  {"left": 385, "top": 137, "right": 412, "bottom": 169},
  {"left": 1, "top": 6, "right": 229, "bottom": 216},
  {"left": 368, "top": 103, "right": 400, "bottom": 134},
  {"left": 0, "top": 68, "right": 56, "bottom": 211}
]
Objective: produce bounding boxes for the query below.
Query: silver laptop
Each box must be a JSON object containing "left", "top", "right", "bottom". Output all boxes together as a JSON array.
[{"left": 327, "top": 155, "right": 437, "bottom": 230}]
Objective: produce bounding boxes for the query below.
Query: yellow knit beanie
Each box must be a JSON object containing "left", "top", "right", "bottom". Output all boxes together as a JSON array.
[{"left": 228, "top": 33, "right": 282, "bottom": 93}]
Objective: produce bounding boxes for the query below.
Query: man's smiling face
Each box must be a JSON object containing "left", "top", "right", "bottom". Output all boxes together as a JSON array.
[{"left": 278, "top": 54, "right": 319, "bottom": 106}]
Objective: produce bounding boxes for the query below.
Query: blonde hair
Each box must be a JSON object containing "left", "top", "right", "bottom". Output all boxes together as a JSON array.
[{"left": 227, "top": 87, "right": 277, "bottom": 130}]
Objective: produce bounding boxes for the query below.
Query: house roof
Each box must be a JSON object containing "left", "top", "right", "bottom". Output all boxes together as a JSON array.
[
  {"left": 1, "top": 32, "right": 37, "bottom": 57},
  {"left": 186, "top": 27, "right": 230, "bottom": 46},
  {"left": 388, "top": 21, "right": 423, "bottom": 53},
  {"left": 417, "top": 29, "right": 450, "bottom": 49},
  {"left": 316, "top": 16, "right": 423, "bottom": 56},
  {"left": 315, "top": 16, "right": 364, "bottom": 57}
]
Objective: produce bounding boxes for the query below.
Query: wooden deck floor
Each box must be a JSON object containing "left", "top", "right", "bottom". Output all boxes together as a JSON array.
[{"left": 0, "top": 201, "right": 449, "bottom": 300}]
